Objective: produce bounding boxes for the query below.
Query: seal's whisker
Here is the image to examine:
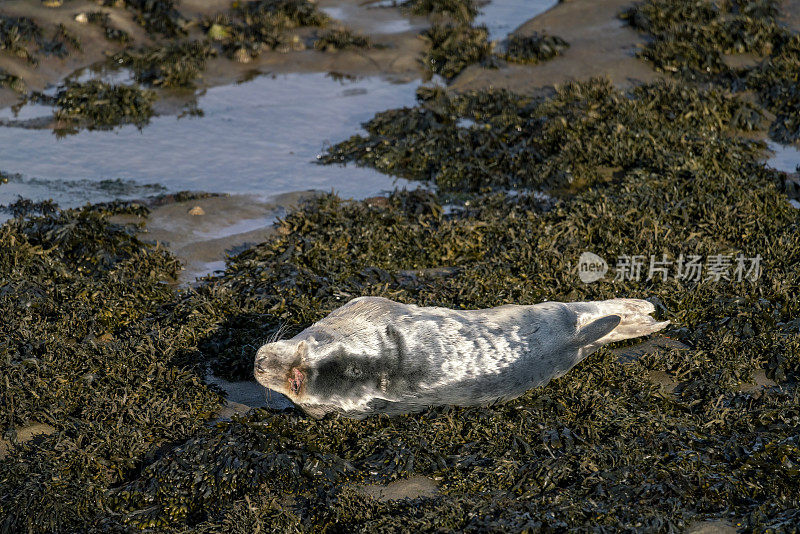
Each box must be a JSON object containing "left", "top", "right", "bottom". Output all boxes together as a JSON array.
[{"left": 268, "top": 322, "right": 290, "bottom": 343}]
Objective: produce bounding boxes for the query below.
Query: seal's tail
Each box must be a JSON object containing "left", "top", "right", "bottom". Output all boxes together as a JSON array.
[{"left": 568, "top": 298, "right": 669, "bottom": 356}]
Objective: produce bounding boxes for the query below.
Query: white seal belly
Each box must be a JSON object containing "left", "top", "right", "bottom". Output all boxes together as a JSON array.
[{"left": 253, "top": 296, "right": 669, "bottom": 418}]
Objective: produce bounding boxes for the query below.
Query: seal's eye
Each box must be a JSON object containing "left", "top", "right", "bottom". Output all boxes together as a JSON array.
[{"left": 344, "top": 365, "right": 363, "bottom": 378}]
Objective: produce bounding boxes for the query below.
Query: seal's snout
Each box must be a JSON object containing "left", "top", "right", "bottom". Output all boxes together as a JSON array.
[
  {"left": 254, "top": 358, "right": 268, "bottom": 373},
  {"left": 253, "top": 341, "right": 309, "bottom": 398},
  {"left": 253, "top": 346, "right": 273, "bottom": 383}
]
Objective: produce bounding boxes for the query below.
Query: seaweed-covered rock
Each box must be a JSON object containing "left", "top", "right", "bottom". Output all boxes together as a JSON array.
[
  {"left": 85, "top": 11, "right": 131, "bottom": 43},
  {"left": 113, "top": 41, "right": 216, "bottom": 87},
  {"left": 202, "top": 0, "right": 330, "bottom": 60},
  {"left": 420, "top": 23, "right": 492, "bottom": 80},
  {"left": 321, "top": 79, "right": 763, "bottom": 192},
  {"left": 504, "top": 33, "right": 569, "bottom": 64},
  {"left": 747, "top": 33, "right": 800, "bottom": 143},
  {"left": 0, "top": 67, "right": 25, "bottom": 93},
  {"left": 621, "top": 0, "right": 780, "bottom": 78},
  {"left": 400, "top": 0, "right": 479, "bottom": 24},
  {"left": 0, "top": 15, "right": 41, "bottom": 63},
  {"left": 53, "top": 80, "right": 155, "bottom": 133},
  {"left": 314, "top": 28, "right": 372, "bottom": 52},
  {"left": 0, "top": 203, "right": 222, "bottom": 532},
  {"left": 103, "top": 0, "right": 187, "bottom": 37},
  {"left": 622, "top": 0, "right": 800, "bottom": 142}
]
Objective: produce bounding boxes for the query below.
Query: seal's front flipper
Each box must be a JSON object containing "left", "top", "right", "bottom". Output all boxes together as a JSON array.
[{"left": 573, "top": 315, "right": 621, "bottom": 348}]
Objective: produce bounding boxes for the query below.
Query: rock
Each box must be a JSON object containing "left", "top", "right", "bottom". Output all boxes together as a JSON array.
[
  {"left": 233, "top": 48, "right": 251, "bottom": 63},
  {"left": 207, "top": 23, "right": 229, "bottom": 41},
  {"left": 0, "top": 423, "right": 56, "bottom": 459},
  {"left": 359, "top": 476, "right": 438, "bottom": 502}
]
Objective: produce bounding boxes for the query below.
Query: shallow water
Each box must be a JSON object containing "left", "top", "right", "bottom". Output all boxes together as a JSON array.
[
  {"left": 0, "top": 0, "right": 560, "bottom": 211},
  {"left": 767, "top": 141, "right": 800, "bottom": 209},
  {"left": 476, "top": 0, "right": 558, "bottom": 41},
  {"left": 367, "top": 0, "right": 557, "bottom": 40},
  {"left": 0, "top": 73, "right": 419, "bottom": 208},
  {"left": 206, "top": 372, "right": 293, "bottom": 410},
  {"left": 766, "top": 141, "right": 800, "bottom": 174},
  {"left": 321, "top": 4, "right": 419, "bottom": 34}
]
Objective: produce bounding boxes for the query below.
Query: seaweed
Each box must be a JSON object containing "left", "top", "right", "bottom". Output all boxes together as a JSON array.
[
  {"left": 622, "top": 0, "right": 800, "bottom": 142},
  {"left": 321, "top": 79, "right": 763, "bottom": 192},
  {"left": 0, "top": 15, "right": 82, "bottom": 64},
  {"left": 399, "top": 0, "right": 490, "bottom": 80},
  {"left": 112, "top": 41, "right": 216, "bottom": 87},
  {"left": 85, "top": 11, "right": 131, "bottom": 43},
  {"left": 0, "top": 67, "right": 25, "bottom": 93},
  {"left": 0, "top": 203, "right": 223, "bottom": 532},
  {"left": 203, "top": 0, "right": 330, "bottom": 60},
  {"left": 504, "top": 33, "right": 569, "bottom": 64},
  {"left": 52, "top": 80, "right": 155, "bottom": 133},
  {"left": 747, "top": 34, "right": 800, "bottom": 143},
  {"left": 420, "top": 23, "right": 492, "bottom": 80},
  {"left": 400, "top": 0, "right": 480, "bottom": 24},
  {"left": 102, "top": 0, "right": 187, "bottom": 38},
  {"left": 36, "top": 23, "right": 80, "bottom": 58},
  {"left": 0, "top": 15, "right": 41, "bottom": 63},
  {"left": 314, "top": 28, "right": 373, "bottom": 52},
  {"left": 621, "top": 0, "right": 780, "bottom": 79},
  {"left": 2, "top": 69, "right": 800, "bottom": 530}
]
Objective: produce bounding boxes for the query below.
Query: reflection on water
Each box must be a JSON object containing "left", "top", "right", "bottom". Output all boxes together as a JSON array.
[
  {"left": 766, "top": 141, "right": 800, "bottom": 209},
  {"left": 476, "top": 0, "right": 558, "bottom": 40},
  {"left": 766, "top": 141, "right": 800, "bottom": 173},
  {"left": 0, "top": 175, "right": 167, "bottom": 217},
  {"left": 0, "top": 73, "right": 419, "bottom": 208},
  {"left": 366, "top": 0, "right": 557, "bottom": 40},
  {"left": 320, "top": 4, "right": 418, "bottom": 34},
  {"left": 0, "top": 102, "right": 53, "bottom": 121}
]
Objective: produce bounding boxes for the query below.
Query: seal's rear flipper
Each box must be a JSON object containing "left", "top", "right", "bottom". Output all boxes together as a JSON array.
[
  {"left": 568, "top": 298, "right": 670, "bottom": 358},
  {"left": 573, "top": 315, "right": 621, "bottom": 347}
]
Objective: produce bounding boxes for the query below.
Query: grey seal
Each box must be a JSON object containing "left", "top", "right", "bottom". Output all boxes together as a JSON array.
[{"left": 253, "top": 296, "right": 669, "bottom": 418}]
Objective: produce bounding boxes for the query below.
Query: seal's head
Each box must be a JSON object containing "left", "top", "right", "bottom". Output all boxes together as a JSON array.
[{"left": 253, "top": 340, "right": 309, "bottom": 401}]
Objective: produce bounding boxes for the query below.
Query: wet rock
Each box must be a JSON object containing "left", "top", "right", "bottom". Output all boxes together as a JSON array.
[
  {"left": 0, "top": 423, "right": 56, "bottom": 459},
  {"left": 51, "top": 80, "right": 155, "bottom": 134},
  {"left": 112, "top": 41, "right": 216, "bottom": 87},
  {"left": 503, "top": 32, "right": 570, "bottom": 64},
  {"left": 359, "top": 476, "right": 438, "bottom": 501},
  {"left": 314, "top": 28, "right": 373, "bottom": 51}
]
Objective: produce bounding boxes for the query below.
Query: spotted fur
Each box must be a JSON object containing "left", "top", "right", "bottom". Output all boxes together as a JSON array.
[{"left": 253, "top": 296, "right": 669, "bottom": 418}]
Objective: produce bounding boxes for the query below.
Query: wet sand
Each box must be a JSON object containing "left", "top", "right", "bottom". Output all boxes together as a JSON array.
[
  {"left": 0, "top": 0, "right": 427, "bottom": 109},
  {"left": 451, "top": 0, "right": 662, "bottom": 93},
  {"left": 0, "top": 422, "right": 55, "bottom": 460},
  {"left": 0, "top": 0, "right": 150, "bottom": 108},
  {"left": 114, "top": 190, "right": 320, "bottom": 284}
]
